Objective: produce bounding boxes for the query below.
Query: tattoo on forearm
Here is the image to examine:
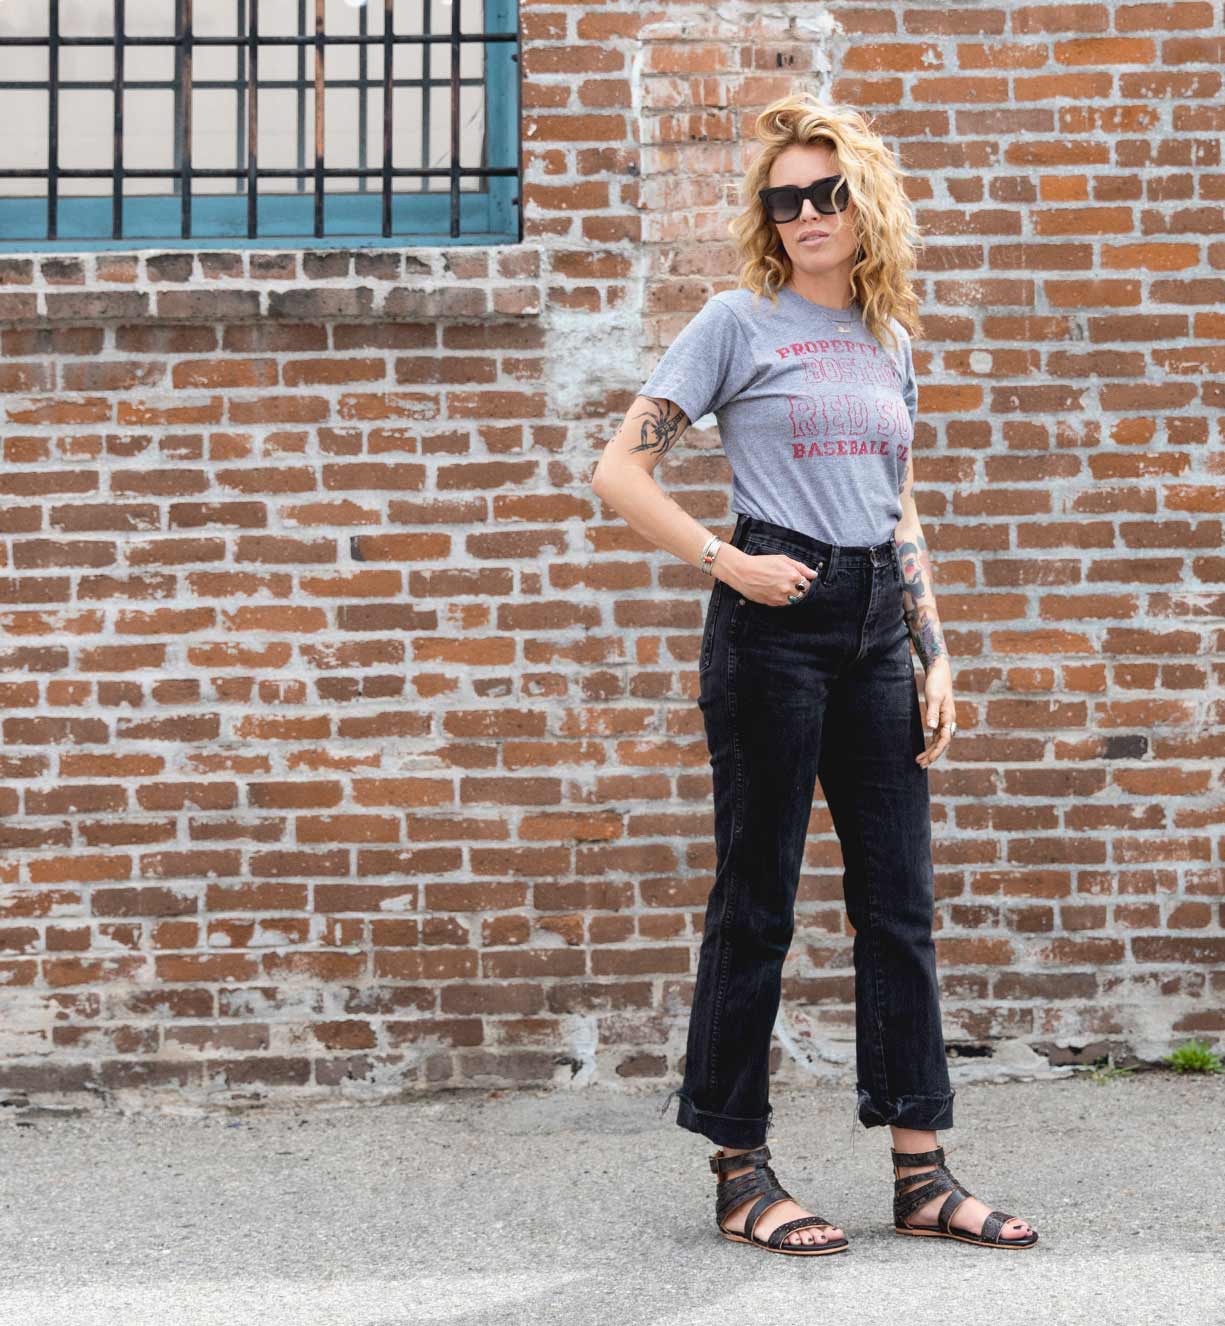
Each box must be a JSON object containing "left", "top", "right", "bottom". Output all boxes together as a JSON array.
[
  {"left": 896, "top": 533, "right": 947, "bottom": 671},
  {"left": 629, "top": 397, "right": 689, "bottom": 459}
]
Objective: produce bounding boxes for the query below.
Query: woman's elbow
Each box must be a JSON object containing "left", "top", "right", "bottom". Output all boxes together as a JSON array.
[{"left": 591, "top": 456, "right": 632, "bottom": 497}]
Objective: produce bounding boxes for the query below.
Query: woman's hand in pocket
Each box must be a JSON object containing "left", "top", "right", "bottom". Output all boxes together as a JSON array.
[{"left": 725, "top": 549, "right": 821, "bottom": 607}]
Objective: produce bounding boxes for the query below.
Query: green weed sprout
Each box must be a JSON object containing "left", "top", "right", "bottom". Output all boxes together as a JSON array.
[{"left": 1163, "top": 1038, "right": 1224, "bottom": 1074}]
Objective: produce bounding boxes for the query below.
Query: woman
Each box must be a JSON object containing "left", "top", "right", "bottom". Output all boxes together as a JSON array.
[{"left": 590, "top": 95, "right": 1037, "bottom": 1256}]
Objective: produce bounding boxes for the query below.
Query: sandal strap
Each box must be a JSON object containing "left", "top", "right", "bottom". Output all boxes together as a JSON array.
[
  {"left": 709, "top": 1144, "right": 771, "bottom": 1177},
  {"left": 715, "top": 1166, "right": 791, "bottom": 1228},
  {"left": 936, "top": 1187, "right": 971, "bottom": 1232},
  {"left": 743, "top": 1189, "right": 790, "bottom": 1242},
  {"left": 765, "top": 1215, "right": 835, "bottom": 1249},
  {"left": 715, "top": 1169, "right": 774, "bottom": 1220},
  {"left": 893, "top": 1161, "right": 958, "bottom": 1192},
  {"left": 980, "top": 1209, "right": 1012, "bottom": 1242},
  {"left": 890, "top": 1146, "right": 944, "bottom": 1167},
  {"left": 894, "top": 1170, "right": 961, "bottom": 1223}
]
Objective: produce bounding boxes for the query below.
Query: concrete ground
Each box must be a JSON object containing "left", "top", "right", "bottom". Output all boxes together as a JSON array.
[{"left": 0, "top": 1070, "right": 1222, "bottom": 1326}]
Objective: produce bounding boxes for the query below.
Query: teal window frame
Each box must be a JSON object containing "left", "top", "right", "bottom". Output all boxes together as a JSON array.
[{"left": 0, "top": 0, "right": 521, "bottom": 252}]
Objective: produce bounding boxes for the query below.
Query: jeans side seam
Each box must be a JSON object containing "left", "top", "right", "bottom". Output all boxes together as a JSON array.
[
  {"left": 705, "top": 604, "right": 743, "bottom": 1094},
  {"left": 851, "top": 782, "right": 892, "bottom": 1110}
]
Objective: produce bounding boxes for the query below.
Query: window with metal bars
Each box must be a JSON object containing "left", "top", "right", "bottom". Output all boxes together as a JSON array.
[{"left": 0, "top": 0, "right": 520, "bottom": 250}]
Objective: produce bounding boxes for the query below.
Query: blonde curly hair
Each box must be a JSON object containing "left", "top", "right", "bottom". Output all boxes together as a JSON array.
[{"left": 729, "top": 93, "right": 923, "bottom": 353}]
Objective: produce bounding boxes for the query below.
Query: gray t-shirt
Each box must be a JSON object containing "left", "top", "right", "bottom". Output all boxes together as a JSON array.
[{"left": 638, "top": 285, "right": 917, "bottom": 547}]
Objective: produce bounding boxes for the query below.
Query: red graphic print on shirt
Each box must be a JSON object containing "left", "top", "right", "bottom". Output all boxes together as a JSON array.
[{"left": 773, "top": 337, "right": 911, "bottom": 480}]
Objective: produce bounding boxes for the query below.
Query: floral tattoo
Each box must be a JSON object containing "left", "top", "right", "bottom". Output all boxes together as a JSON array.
[
  {"left": 628, "top": 396, "right": 689, "bottom": 459},
  {"left": 896, "top": 532, "right": 947, "bottom": 671}
]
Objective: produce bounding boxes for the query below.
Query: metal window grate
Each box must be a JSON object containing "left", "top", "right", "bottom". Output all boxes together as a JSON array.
[{"left": 0, "top": 0, "right": 521, "bottom": 249}]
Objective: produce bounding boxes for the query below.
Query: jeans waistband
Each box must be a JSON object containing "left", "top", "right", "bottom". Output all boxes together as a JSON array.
[{"left": 736, "top": 513, "right": 898, "bottom": 568}]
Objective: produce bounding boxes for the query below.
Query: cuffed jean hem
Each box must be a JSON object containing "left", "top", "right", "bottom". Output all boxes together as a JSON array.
[
  {"left": 660, "top": 1088, "right": 774, "bottom": 1149},
  {"left": 857, "top": 1086, "right": 955, "bottom": 1131}
]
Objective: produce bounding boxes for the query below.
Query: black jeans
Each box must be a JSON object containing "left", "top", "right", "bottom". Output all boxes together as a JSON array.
[{"left": 662, "top": 512, "right": 955, "bottom": 1149}]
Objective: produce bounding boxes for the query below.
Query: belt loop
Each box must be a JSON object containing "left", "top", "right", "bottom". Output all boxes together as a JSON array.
[{"left": 824, "top": 543, "right": 838, "bottom": 585}]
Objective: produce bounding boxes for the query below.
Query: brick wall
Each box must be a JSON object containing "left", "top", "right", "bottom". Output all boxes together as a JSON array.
[{"left": 0, "top": 0, "right": 1222, "bottom": 1113}]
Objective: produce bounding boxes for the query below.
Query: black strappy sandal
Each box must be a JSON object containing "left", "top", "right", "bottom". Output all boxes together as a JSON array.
[
  {"left": 711, "top": 1144, "right": 850, "bottom": 1256},
  {"left": 892, "top": 1145, "right": 1038, "bottom": 1249}
]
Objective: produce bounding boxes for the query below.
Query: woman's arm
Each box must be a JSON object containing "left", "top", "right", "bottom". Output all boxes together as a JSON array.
[
  {"left": 895, "top": 455, "right": 947, "bottom": 669},
  {"left": 591, "top": 396, "right": 738, "bottom": 575},
  {"left": 895, "top": 454, "right": 956, "bottom": 766},
  {"left": 590, "top": 396, "right": 820, "bottom": 606}
]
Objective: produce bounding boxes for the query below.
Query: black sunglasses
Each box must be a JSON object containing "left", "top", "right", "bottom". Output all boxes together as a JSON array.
[{"left": 758, "top": 174, "right": 851, "bottom": 224}]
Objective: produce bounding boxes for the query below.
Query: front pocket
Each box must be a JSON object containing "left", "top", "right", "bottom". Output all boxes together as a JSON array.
[
  {"left": 743, "top": 534, "right": 809, "bottom": 560},
  {"left": 742, "top": 545, "right": 827, "bottom": 607}
]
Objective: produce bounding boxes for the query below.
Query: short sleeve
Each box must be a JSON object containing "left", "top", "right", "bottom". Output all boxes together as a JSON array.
[{"left": 638, "top": 298, "right": 757, "bottom": 426}]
